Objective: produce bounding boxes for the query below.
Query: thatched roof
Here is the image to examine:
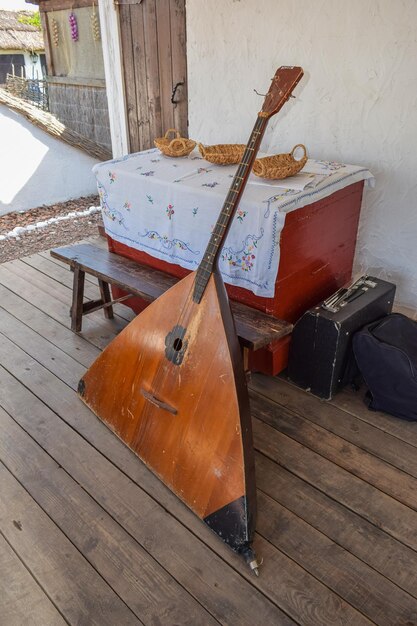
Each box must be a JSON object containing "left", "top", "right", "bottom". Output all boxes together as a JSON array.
[
  {"left": 0, "top": 10, "right": 44, "bottom": 51},
  {"left": 0, "top": 88, "right": 111, "bottom": 162}
]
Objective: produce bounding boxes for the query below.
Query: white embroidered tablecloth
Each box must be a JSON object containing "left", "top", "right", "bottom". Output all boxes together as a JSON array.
[{"left": 94, "top": 149, "right": 374, "bottom": 298}]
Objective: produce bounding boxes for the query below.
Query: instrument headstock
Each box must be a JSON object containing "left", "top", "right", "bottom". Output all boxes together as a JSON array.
[{"left": 260, "top": 66, "right": 304, "bottom": 119}]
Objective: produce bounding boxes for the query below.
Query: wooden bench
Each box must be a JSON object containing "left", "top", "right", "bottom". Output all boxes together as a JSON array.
[{"left": 50, "top": 242, "right": 293, "bottom": 366}]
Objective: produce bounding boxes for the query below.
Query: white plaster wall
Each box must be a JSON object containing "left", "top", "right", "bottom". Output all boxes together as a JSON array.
[
  {"left": 186, "top": 0, "right": 417, "bottom": 309},
  {"left": 23, "top": 51, "right": 45, "bottom": 80},
  {"left": 0, "top": 104, "right": 99, "bottom": 215}
]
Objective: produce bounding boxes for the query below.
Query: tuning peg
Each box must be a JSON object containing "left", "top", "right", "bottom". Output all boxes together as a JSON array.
[{"left": 253, "top": 89, "right": 268, "bottom": 97}]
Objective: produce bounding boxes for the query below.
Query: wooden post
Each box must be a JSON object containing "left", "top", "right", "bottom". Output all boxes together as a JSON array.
[{"left": 98, "top": 0, "right": 129, "bottom": 157}]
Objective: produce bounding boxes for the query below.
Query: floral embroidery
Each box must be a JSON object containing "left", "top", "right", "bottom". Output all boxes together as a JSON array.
[
  {"left": 103, "top": 206, "right": 126, "bottom": 227},
  {"left": 221, "top": 231, "right": 264, "bottom": 272},
  {"left": 166, "top": 204, "right": 175, "bottom": 220},
  {"left": 262, "top": 190, "right": 298, "bottom": 218},
  {"left": 223, "top": 247, "right": 256, "bottom": 271},
  {"left": 97, "top": 182, "right": 127, "bottom": 229},
  {"left": 139, "top": 230, "right": 199, "bottom": 254},
  {"left": 202, "top": 182, "right": 219, "bottom": 188},
  {"left": 108, "top": 171, "right": 116, "bottom": 184},
  {"left": 192, "top": 207, "right": 199, "bottom": 216},
  {"left": 173, "top": 167, "right": 212, "bottom": 184},
  {"left": 123, "top": 201, "right": 131, "bottom": 211},
  {"left": 316, "top": 160, "right": 346, "bottom": 171},
  {"left": 146, "top": 195, "right": 154, "bottom": 204},
  {"left": 141, "top": 170, "right": 155, "bottom": 177},
  {"left": 236, "top": 208, "right": 247, "bottom": 223},
  {"left": 150, "top": 158, "right": 161, "bottom": 163}
]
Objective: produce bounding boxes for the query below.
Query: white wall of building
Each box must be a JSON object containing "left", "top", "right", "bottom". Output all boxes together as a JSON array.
[
  {"left": 23, "top": 50, "right": 44, "bottom": 80},
  {"left": 0, "top": 104, "right": 99, "bottom": 215},
  {"left": 186, "top": 0, "right": 417, "bottom": 309}
]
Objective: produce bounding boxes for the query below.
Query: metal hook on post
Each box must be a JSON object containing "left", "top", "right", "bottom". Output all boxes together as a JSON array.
[{"left": 171, "top": 81, "right": 184, "bottom": 106}]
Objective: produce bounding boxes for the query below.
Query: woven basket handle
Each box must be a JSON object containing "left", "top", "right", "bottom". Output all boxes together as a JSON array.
[
  {"left": 164, "top": 128, "right": 181, "bottom": 139},
  {"left": 197, "top": 142, "right": 206, "bottom": 157},
  {"left": 164, "top": 129, "right": 186, "bottom": 151},
  {"left": 169, "top": 138, "right": 188, "bottom": 151},
  {"left": 253, "top": 159, "right": 266, "bottom": 177},
  {"left": 290, "top": 144, "right": 307, "bottom": 161}
]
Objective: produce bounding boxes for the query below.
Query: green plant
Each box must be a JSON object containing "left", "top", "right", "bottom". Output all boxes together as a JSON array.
[{"left": 18, "top": 11, "right": 41, "bottom": 29}]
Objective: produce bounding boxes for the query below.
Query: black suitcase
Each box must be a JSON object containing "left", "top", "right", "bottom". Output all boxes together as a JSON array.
[{"left": 287, "top": 276, "right": 396, "bottom": 399}]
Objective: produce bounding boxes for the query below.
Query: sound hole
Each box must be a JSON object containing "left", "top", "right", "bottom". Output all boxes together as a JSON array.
[
  {"left": 165, "top": 324, "right": 188, "bottom": 365},
  {"left": 173, "top": 338, "right": 183, "bottom": 351}
]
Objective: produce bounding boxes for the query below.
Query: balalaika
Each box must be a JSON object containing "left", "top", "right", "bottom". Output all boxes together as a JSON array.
[{"left": 78, "top": 66, "right": 304, "bottom": 574}]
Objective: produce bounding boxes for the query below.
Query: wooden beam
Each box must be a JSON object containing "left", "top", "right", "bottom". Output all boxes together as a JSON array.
[
  {"left": 40, "top": 10, "right": 54, "bottom": 76},
  {"left": 47, "top": 76, "right": 106, "bottom": 88},
  {"left": 39, "top": 0, "right": 93, "bottom": 11}
]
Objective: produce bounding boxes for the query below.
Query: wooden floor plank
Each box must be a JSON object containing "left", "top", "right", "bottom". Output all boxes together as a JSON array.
[
  {"left": 0, "top": 534, "right": 66, "bottom": 626},
  {"left": 0, "top": 462, "right": 141, "bottom": 626},
  {"left": 252, "top": 374, "right": 417, "bottom": 479},
  {"left": 250, "top": 389, "right": 417, "bottom": 512},
  {"left": 3, "top": 306, "right": 417, "bottom": 598},
  {"left": 9, "top": 256, "right": 134, "bottom": 327},
  {"left": 0, "top": 406, "right": 219, "bottom": 626},
  {"left": 2, "top": 251, "right": 416, "bottom": 624},
  {"left": 0, "top": 357, "right": 368, "bottom": 625},
  {"left": 0, "top": 307, "right": 85, "bottom": 390},
  {"left": 257, "top": 491, "right": 417, "bottom": 625},
  {"left": 22, "top": 253, "right": 102, "bottom": 298},
  {"left": 331, "top": 385, "right": 417, "bottom": 449},
  {"left": 0, "top": 263, "right": 126, "bottom": 350},
  {"left": 0, "top": 365, "right": 302, "bottom": 626},
  {"left": 0, "top": 283, "right": 100, "bottom": 368},
  {"left": 5, "top": 258, "right": 89, "bottom": 307},
  {"left": 251, "top": 410, "right": 417, "bottom": 553},
  {"left": 20, "top": 253, "right": 135, "bottom": 323},
  {"left": 255, "top": 453, "right": 417, "bottom": 601}
]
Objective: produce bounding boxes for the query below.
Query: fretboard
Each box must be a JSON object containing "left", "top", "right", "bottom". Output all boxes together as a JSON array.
[{"left": 192, "top": 114, "right": 268, "bottom": 303}]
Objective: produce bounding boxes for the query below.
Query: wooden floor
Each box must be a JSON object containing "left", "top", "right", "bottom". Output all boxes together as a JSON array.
[{"left": 1, "top": 241, "right": 417, "bottom": 625}]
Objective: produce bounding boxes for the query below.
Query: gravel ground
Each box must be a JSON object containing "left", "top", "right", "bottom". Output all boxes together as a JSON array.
[{"left": 0, "top": 195, "right": 101, "bottom": 264}]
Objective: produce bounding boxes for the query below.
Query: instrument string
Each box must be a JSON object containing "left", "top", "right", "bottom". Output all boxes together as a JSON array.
[
  {"left": 137, "top": 115, "right": 269, "bottom": 426},
  {"left": 130, "top": 66, "right": 305, "bottom": 465}
]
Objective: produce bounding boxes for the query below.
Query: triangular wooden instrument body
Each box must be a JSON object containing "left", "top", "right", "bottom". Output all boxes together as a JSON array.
[
  {"left": 80, "top": 66, "right": 304, "bottom": 565},
  {"left": 79, "top": 270, "right": 256, "bottom": 550}
]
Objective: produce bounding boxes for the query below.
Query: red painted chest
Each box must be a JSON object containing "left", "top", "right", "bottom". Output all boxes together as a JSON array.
[{"left": 107, "top": 180, "right": 364, "bottom": 375}]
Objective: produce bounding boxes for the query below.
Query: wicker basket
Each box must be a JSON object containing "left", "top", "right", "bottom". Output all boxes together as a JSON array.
[
  {"left": 253, "top": 144, "right": 308, "bottom": 179},
  {"left": 198, "top": 143, "right": 246, "bottom": 165},
  {"left": 154, "top": 129, "right": 196, "bottom": 157}
]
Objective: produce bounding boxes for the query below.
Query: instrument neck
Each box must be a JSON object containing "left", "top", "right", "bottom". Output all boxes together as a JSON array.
[{"left": 193, "top": 114, "right": 268, "bottom": 303}]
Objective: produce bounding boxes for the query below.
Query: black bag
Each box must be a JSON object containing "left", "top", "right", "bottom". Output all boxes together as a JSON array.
[{"left": 353, "top": 313, "right": 417, "bottom": 421}]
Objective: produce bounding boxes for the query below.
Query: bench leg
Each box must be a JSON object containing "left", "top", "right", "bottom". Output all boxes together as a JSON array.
[
  {"left": 98, "top": 279, "right": 114, "bottom": 319},
  {"left": 71, "top": 266, "right": 85, "bottom": 333},
  {"left": 242, "top": 347, "right": 251, "bottom": 383}
]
